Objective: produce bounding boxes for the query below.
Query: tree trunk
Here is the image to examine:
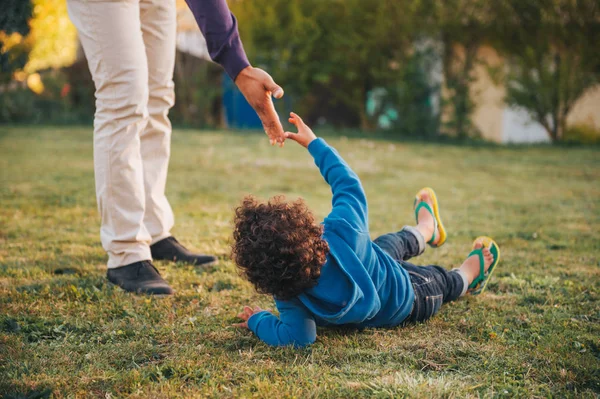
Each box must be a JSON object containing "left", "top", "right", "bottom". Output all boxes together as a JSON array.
[
  {"left": 359, "top": 106, "right": 376, "bottom": 131},
  {"left": 557, "top": 118, "right": 567, "bottom": 142},
  {"left": 441, "top": 37, "right": 479, "bottom": 138},
  {"left": 551, "top": 53, "right": 561, "bottom": 142},
  {"left": 540, "top": 116, "right": 559, "bottom": 143}
]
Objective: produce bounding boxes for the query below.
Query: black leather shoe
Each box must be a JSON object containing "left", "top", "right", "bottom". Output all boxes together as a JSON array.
[
  {"left": 151, "top": 236, "right": 217, "bottom": 266},
  {"left": 107, "top": 261, "right": 174, "bottom": 295}
]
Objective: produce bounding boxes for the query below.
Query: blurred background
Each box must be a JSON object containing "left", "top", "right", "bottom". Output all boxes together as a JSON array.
[{"left": 1, "top": 0, "right": 599, "bottom": 144}]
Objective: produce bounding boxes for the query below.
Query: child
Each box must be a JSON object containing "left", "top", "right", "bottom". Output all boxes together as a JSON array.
[{"left": 232, "top": 112, "right": 500, "bottom": 347}]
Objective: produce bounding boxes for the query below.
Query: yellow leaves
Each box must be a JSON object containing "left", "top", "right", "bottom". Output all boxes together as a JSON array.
[
  {"left": 13, "top": 70, "right": 27, "bottom": 82},
  {"left": 24, "top": 0, "right": 78, "bottom": 73},
  {"left": 0, "top": 31, "right": 25, "bottom": 48},
  {"left": 27, "top": 72, "right": 44, "bottom": 94},
  {"left": 2, "top": 0, "right": 77, "bottom": 84}
]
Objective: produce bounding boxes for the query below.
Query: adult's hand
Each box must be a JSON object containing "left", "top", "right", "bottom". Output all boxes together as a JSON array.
[{"left": 235, "top": 66, "right": 285, "bottom": 146}]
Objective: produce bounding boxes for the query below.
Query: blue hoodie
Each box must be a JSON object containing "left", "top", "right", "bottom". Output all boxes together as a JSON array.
[{"left": 247, "top": 138, "right": 415, "bottom": 347}]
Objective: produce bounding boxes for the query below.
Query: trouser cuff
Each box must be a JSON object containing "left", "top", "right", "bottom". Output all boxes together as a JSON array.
[
  {"left": 150, "top": 232, "right": 172, "bottom": 245},
  {"left": 107, "top": 248, "right": 152, "bottom": 269},
  {"left": 401, "top": 225, "right": 426, "bottom": 256},
  {"left": 452, "top": 268, "right": 469, "bottom": 296}
]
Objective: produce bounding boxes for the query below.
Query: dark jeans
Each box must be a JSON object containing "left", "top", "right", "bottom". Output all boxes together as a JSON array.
[{"left": 374, "top": 228, "right": 466, "bottom": 323}]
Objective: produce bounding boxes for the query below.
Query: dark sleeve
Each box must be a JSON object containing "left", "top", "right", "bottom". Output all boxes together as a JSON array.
[
  {"left": 308, "top": 138, "right": 369, "bottom": 232},
  {"left": 184, "top": 0, "right": 251, "bottom": 81}
]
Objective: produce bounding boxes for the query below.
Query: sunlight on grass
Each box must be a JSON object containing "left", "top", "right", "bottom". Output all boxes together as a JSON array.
[{"left": 1, "top": 126, "right": 599, "bottom": 397}]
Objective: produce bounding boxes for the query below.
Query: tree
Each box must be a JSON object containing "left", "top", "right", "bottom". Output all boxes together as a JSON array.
[
  {"left": 494, "top": 0, "right": 600, "bottom": 142},
  {"left": 0, "top": 0, "right": 32, "bottom": 83},
  {"left": 423, "top": 0, "right": 499, "bottom": 138}
]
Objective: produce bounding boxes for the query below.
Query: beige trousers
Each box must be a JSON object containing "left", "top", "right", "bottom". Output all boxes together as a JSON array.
[{"left": 67, "top": 0, "right": 176, "bottom": 268}]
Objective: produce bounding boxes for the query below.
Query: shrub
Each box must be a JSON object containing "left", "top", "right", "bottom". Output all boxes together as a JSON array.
[{"left": 563, "top": 124, "right": 600, "bottom": 145}]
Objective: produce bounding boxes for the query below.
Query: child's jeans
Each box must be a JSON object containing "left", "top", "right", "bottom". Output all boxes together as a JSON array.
[{"left": 374, "top": 227, "right": 468, "bottom": 323}]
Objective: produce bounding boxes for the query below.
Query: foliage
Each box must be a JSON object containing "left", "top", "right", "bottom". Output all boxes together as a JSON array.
[
  {"left": 0, "top": 0, "right": 32, "bottom": 83},
  {"left": 3, "top": 0, "right": 600, "bottom": 141},
  {"left": 0, "top": 0, "right": 77, "bottom": 82},
  {"left": 232, "top": 0, "right": 428, "bottom": 130},
  {"left": 232, "top": 0, "right": 600, "bottom": 140},
  {"left": 0, "top": 68, "right": 93, "bottom": 124},
  {"left": 564, "top": 124, "right": 600, "bottom": 145},
  {"left": 25, "top": 0, "right": 78, "bottom": 73},
  {"left": 492, "top": 0, "right": 600, "bottom": 142},
  {"left": 0, "top": 0, "right": 80, "bottom": 122},
  {"left": 1, "top": 127, "right": 599, "bottom": 396},
  {"left": 367, "top": 47, "right": 441, "bottom": 136},
  {"left": 171, "top": 52, "right": 223, "bottom": 128}
]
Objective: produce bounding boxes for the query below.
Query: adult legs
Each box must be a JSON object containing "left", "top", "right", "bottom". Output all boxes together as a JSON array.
[
  {"left": 139, "top": 0, "right": 177, "bottom": 244},
  {"left": 67, "top": 0, "right": 152, "bottom": 269}
]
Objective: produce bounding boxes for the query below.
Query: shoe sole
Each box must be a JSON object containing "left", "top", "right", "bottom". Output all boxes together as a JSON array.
[
  {"left": 106, "top": 280, "right": 175, "bottom": 296},
  {"left": 415, "top": 187, "right": 447, "bottom": 247},
  {"left": 165, "top": 258, "right": 218, "bottom": 268},
  {"left": 469, "top": 236, "right": 501, "bottom": 295}
]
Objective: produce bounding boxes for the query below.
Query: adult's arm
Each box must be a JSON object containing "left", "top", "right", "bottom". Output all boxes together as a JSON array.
[
  {"left": 184, "top": 0, "right": 249, "bottom": 81},
  {"left": 184, "top": 0, "right": 285, "bottom": 143}
]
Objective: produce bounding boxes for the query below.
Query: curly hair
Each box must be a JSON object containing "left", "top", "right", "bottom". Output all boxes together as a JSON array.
[{"left": 231, "top": 195, "right": 329, "bottom": 300}]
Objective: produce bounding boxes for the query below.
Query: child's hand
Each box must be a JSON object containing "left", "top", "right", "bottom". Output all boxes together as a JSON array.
[
  {"left": 233, "top": 305, "right": 269, "bottom": 329},
  {"left": 285, "top": 112, "right": 317, "bottom": 148}
]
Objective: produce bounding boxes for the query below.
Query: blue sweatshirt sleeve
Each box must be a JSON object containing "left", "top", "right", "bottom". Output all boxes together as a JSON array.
[
  {"left": 247, "top": 298, "right": 316, "bottom": 347},
  {"left": 308, "top": 138, "right": 368, "bottom": 232},
  {"left": 184, "top": 0, "right": 250, "bottom": 81}
]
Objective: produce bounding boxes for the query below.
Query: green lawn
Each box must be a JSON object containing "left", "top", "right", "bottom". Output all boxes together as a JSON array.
[{"left": 1, "top": 126, "right": 598, "bottom": 398}]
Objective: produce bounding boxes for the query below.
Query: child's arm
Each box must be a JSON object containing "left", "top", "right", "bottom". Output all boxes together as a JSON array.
[
  {"left": 238, "top": 298, "right": 317, "bottom": 347},
  {"left": 285, "top": 113, "right": 368, "bottom": 231}
]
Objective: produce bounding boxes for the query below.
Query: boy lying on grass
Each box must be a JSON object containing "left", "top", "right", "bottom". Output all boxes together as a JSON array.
[{"left": 232, "top": 113, "right": 501, "bottom": 347}]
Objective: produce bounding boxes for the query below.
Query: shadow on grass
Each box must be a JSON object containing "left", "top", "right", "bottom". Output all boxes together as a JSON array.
[
  {"left": 14, "top": 273, "right": 108, "bottom": 296},
  {"left": 0, "top": 387, "right": 53, "bottom": 399},
  {"left": 0, "top": 250, "right": 106, "bottom": 279},
  {"left": 216, "top": 324, "right": 369, "bottom": 354},
  {"left": 1, "top": 312, "right": 99, "bottom": 343}
]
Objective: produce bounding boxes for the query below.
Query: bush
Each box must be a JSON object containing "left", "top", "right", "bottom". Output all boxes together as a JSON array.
[
  {"left": 0, "top": 53, "right": 222, "bottom": 127},
  {"left": 0, "top": 67, "right": 93, "bottom": 124},
  {"left": 368, "top": 48, "right": 440, "bottom": 136},
  {"left": 564, "top": 124, "right": 600, "bottom": 145},
  {"left": 0, "top": 0, "right": 32, "bottom": 83},
  {"left": 170, "top": 51, "right": 223, "bottom": 128}
]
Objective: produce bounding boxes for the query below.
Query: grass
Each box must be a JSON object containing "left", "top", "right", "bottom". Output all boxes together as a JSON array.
[{"left": 0, "top": 126, "right": 599, "bottom": 398}]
